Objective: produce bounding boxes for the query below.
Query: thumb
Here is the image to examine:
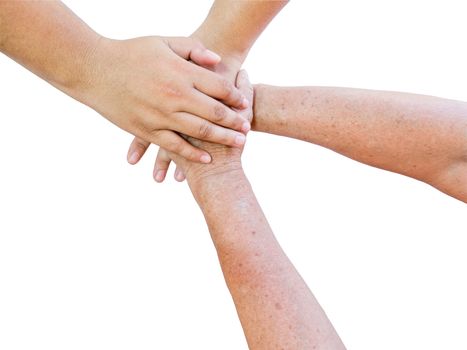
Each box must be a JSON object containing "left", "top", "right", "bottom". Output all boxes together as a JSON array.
[
  {"left": 235, "top": 70, "right": 254, "bottom": 123},
  {"left": 166, "top": 36, "right": 221, "bottom": 66}
]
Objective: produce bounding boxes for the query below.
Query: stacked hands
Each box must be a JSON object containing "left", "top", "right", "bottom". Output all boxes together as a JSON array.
[
  {"left": 78, "top": 34, "right": 254, "bottom": 183},
  {"left": 122, "top": 38, "right": 253, "bottom": 182},
  {"left": 1, "top": 1, "right": 466, "bottom": 348},
  {"left": 150, "top": 69, "right": 253, "bottom": 185},
  {"left": 75, "top": 35, "right": 250, "bottom": 175},
  {"left": 84, "top": 33, "right": 466, "bottom": 201}
]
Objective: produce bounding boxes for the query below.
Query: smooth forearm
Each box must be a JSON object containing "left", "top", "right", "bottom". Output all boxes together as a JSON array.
[
  {"left": 0, "top": 1, "right": 101, "bottom": 96},
  {"left": 192, "top": 0, "right": 288, "bottom": 67},
  {"left": 189, "top": 171, "right": 344, "bottom": 350},
  {"left": 253, "top": 85, "right": 467, "bottom": 201}
]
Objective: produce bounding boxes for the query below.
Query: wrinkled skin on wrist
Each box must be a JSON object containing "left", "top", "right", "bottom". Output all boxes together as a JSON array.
[{"left": 172, "top": 137, "right": 243, "bottom": 182}]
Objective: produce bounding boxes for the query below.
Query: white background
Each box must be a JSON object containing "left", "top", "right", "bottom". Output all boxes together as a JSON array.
[{"left": 1, "top": 1, "right": 466, "bottom": 349}]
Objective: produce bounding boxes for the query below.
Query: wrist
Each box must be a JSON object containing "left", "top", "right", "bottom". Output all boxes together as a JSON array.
[
  {"left": 188, "top": 166, "right": 245, "bottom": 199},
  {"left": 191, "top": 26, "right": 247, "bottom": 67},
  {"left": 59, "top": 34, "right": 110, "bottom": 106},
  {"left": 191, "top": 29, "right": 243, "bottom": 83},
  {"left": 251, "top": 84, "right": 269, "bottom": 132}
]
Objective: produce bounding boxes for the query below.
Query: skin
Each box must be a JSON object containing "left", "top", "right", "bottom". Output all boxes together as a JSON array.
[
  {"left": 127, "top": 1, "right": 467, "bottom": 202},
  {"left": 252, "top": 86, "right": 467, "bottom": 202},
  {"left": 127, "top": 0, "right": 289, "bottom": 179},
  {"left": 0, "top": 0, "right": 250, "bottom": 164},
  {"left": 168, "top": 70, "right": 346, "bottom": 350}
]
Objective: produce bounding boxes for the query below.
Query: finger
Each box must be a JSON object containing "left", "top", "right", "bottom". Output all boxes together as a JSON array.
[
  {"left": 189, "top": 89, "right": 250, "bottom": 133},
  {"left": 162, "top": 149, "right": 186, "bottom": 182},
  {"left": 190, "top": 48, "right": 221, "bottom": 67},
  {"left": 166, "top": 36, "right": 221, "bottom": 66},
  {"left": 235, "top": 70, "right": 254, "bottom": 124},
  {"left": 170, "top": 112, "right": 246, "bottom": 148},
  {"left": 150, "top": 129, "right": 212, "bottom": 164},
  {"left": 174, "top": 166, "right": 186, "bottom": 182},
  {"left": 153, "top": 148, "right": 172, "bottom": 183},
  {"left": 127, "top": 137, "right": 150, "bottom": 165},
  {"left": 192, "top": 67, "right": 248, "bottom": 110}
]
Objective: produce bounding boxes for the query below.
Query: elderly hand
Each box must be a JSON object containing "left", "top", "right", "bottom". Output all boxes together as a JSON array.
[{"left": 79, "top": 36, "right": 249, "bottom": 164}]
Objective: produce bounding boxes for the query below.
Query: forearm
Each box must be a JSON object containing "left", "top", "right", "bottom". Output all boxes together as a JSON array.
[
  {"left": 194, "top": 0, "right": 287, "bottom": 60},
  {"left": 0, "top": 1, "right": 101, "bottom": 97},
  {"left": 189, "top": 171, "right": 345, "bottom": 350},
  {"left": 192, "top": 0, "right": 288, "bottom": 80},
  {"left": 253, "top": 85, "right": 467, "bottom": 202}
]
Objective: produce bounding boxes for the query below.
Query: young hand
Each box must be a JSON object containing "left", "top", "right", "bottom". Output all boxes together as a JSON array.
[
  {"left": 79, "top": 36, "right": 249, "bottom": 164},
  {"left": 125, "top": 28, "right": 247, "bottom": 174}
]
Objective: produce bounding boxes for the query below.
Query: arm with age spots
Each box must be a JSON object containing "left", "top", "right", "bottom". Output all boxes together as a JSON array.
[
  {"left": 166, "top": 71, "right": 346, "bottom": 350},
  {"left": 127, "top": 0, "right": 288, "bottom": 179},
  {"left": 252, "top": 85, "right": 467, "bottom": 202},
  {"left": 0, "top": 1, "right": 249, "bottom": 164}
]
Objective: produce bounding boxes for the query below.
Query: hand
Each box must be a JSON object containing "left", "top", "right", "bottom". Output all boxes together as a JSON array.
[
  {"left": 127, "top": 55, "right": 243, "bottom": 182},
  {"left": 155, "top": 70, "right": 253, "bottom": 184},
  {"left": 79, "top": 36, "right": 250, "bottom": 164},
  {"left": 126, "top": 51, "right": 245, "bottom": 181},
  {"left": 126, "top": 24, "right": 248, "bottom": 173}
]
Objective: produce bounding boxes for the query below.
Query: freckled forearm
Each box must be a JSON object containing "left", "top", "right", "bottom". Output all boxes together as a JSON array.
[
  {"left": 190, "top": 170, "right": 269, "bottom": 253},
  {"left": 188, "top": 171, "right": 345, "bottom": 349},
  {"left": 253, "top": 84, "right": 467, "bottom": 199}
]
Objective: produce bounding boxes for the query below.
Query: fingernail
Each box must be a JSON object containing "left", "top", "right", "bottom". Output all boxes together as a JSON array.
[
  {"left": 205, "top": 49, "right": 221, "bottom": 62},
  {"left": 241, "top": 121, "right": 251, "bottom": 133},
  {"left": 154, "top": 170, "right": 165, "bottom": 182},
  {"left": 235, "top": 134, "right": 246, "bottom": 146},
  {"left": 175, "top": 170, "right": 185, "bottom": 182},
  {"left": 200, "top": 154, "right": 211, "bottom": 163},
  {"left": 128, "top": 152, "right": 139, "bottom": 164},
  {"left": 241, "top": 97, "right": 249, "bottom": 109}
]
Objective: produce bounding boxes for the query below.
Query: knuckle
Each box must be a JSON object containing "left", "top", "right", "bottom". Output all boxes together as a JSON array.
[
  {"left": 148, "top": 133, "right": 164, "bottom": 147},
  {"left": 151, "top": 128, "right": 164, "bottom": 137},
  {"left": 213, "top": 104, "right": 227, "bottom": 122},
  {"left": 133, "top": 141, "right": 148, "bottom": 153},
  {"left": 220, "top": 79, "right": 234, "bottom": 98},
  {"left": 166, "top": 139, "right": 184, "bottom": 154},
  {"left": 183, "top": 149, "right": 197, "bottom": 161},
  {"left": 235, "top": 115, "right": 246, "bottom": 129},
  {"left": 159, "top": 82, "right": 184, "bottom": 99},
  {"left": 198, "top": 121, "right": 213, "bottom": 139}
]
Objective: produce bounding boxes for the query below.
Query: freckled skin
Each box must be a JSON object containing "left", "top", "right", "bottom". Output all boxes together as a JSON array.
[
  {"left": 191, "top": 171, "right": 345, "bottom": 350},
  {"left": 253, "top": 85, "right": 467, "bottom": 203},
  {"left": 171, "top": 73, "right": 345, "bottom": 350}
]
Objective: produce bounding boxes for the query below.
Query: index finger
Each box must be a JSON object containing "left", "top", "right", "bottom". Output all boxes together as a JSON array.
[{"left": 192, "top": 66, "right": 248, "bottom": 110}]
